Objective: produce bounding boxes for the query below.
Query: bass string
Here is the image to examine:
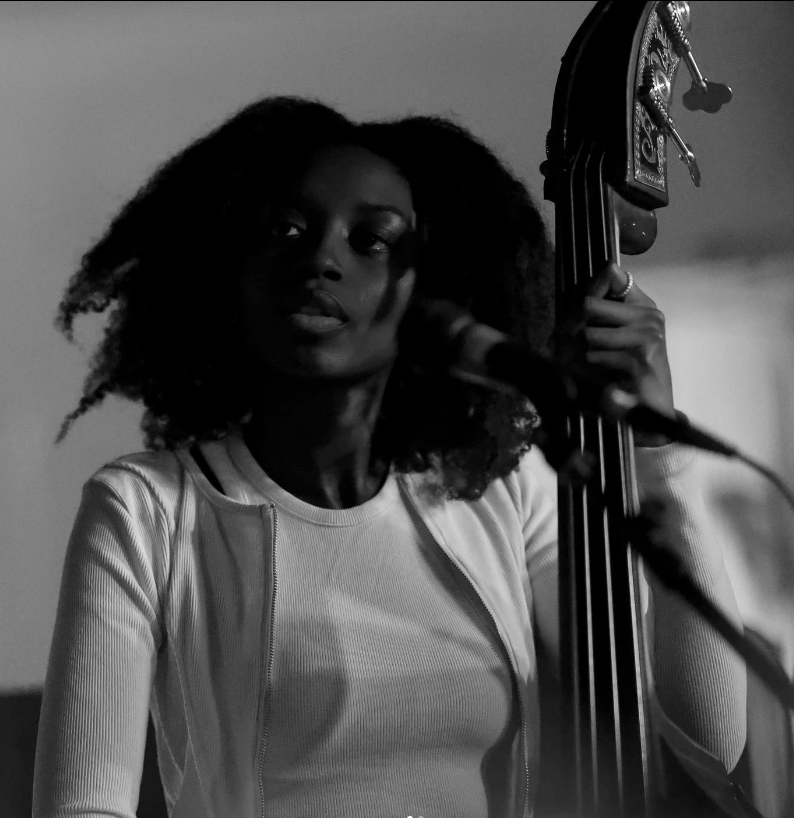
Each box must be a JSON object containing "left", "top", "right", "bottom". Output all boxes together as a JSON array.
[{"left": 558, "top": 139, "right": 652, "bottom": 811}]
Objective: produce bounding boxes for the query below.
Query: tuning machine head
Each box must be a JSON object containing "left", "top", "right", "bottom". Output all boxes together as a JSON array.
[
  {"left": 657, "top": 1, "right": 733, "bottom": 113},
  {"left": 640, "top": 65, "right": 701, "bottom": 187},
  {"left": 682, "top": 80, "right": 733, "bottom": 114}
]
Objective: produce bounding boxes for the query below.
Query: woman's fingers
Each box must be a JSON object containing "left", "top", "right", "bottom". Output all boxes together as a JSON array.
[
  {"left": 557, "top": 265, "right": 673, "bottom": 418},
  {"left": 583, "top": 328, "right": 665, "bottom": 381},
  {"left": 586, "top": 262, "right": 656, "bottom": 308},
  {"left": 576, "top": 268, "right": 675, "bottom": 419},
  {"left": 586, "top": 261, "right": 631, "bottom": 300},
  {"left": 583, "top": 294, "right": 663, "bottom": 327},
  {"left": 586, "top": 262, "right": 619, "bottom": 299},
  {"left": 583, "top": 324, "right": 661, "bottom": 350},
  {"left": 582, "top": 350, "right": 642, "bottom": 382}
]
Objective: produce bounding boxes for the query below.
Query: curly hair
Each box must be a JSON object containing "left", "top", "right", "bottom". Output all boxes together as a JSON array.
[{"left": 55, "top": 95, "right": 554, "bottom": 501}]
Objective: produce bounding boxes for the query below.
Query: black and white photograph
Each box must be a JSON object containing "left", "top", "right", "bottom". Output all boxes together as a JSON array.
[{"left": 1, "top": 2, "right": 793, "bottom": 816}]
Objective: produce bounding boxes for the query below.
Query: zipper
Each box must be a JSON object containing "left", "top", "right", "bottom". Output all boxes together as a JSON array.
[
  {"left": 438, "top": 545, "right": 531, "bottom": 816},
  {"left": 401, "top": 483, "right": 531, "bottom": 816},
  {"left": 258, "top": 503, "right": 279, "bottom": 818}
]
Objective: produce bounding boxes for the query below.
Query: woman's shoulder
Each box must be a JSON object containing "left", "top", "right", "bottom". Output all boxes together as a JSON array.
[
  {"left": 84, "top": 446, "right": 190, "bottom": 513},
  {"left": 498, "top": 445, "right": 557, "bottom": 518}
]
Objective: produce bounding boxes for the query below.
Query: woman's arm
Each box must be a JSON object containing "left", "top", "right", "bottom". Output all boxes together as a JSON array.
[
  {"left": 636, "top": 442, "right": 747, "bottom": 773},
  {"left": 523, "top": 444, "right": 748, "bottom": 817},
  {"left": 33, "top": 475, "right": 165, "bottom": 818},
  {"left": 526, "top": 262, "right": 747, "bottom": 777}
]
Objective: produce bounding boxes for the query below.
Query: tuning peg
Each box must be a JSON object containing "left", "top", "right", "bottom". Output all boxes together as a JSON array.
[
  {"left": 657, "top": 1, "right": 733, "bottom": 113},
  {"left": 640, "top": 67, "right": 701, "bottom": 187},
  {"left": 681, "top": 80, "right": 732, "bottom": 114}
]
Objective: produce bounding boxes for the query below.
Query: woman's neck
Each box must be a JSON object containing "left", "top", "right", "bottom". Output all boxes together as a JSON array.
[{"left": 244, "top": 371, "right": 392, "bottom": 509}]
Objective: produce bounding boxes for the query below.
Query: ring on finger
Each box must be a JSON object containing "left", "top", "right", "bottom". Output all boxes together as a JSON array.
[{"left": 607, "top": 270, "right": 634, "bottom": 301}]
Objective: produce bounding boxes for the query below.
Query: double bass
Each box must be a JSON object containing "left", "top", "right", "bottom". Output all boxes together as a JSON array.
[{"left": 539, "top": 2, "right": 734, "bottom": 816}]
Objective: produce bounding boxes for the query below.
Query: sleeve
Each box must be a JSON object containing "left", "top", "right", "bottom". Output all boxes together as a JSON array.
[
  {"left": 32, "top": 470, "right": 167, "bottom": 818},
  {"left": 635, "top": 444, "right": 748, "bottom": 806}
]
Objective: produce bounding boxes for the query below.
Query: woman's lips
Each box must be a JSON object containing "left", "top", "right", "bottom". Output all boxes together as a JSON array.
[
  {"left": 283, "top": 313, "right": 347, "bottom": 333},
  {"left": 277, "top": 288, "right": 350, "bottom": 322}
]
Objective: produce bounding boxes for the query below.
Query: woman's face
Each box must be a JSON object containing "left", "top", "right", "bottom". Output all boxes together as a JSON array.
[{"left": 239, "top": 144, "right": 417, "bottom": 381}]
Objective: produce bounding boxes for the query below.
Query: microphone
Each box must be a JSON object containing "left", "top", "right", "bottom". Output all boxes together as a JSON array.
[{"left": 399, "top": 297, "right": 737, "bottom": 458}]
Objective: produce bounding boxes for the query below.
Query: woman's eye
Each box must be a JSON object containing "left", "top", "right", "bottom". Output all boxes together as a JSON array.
[
  {"left": 353, "top": 229, "right": 391, "bottom": 254},
  {"left": 267, "top": 220, "right": 303, "bottom": 240}
]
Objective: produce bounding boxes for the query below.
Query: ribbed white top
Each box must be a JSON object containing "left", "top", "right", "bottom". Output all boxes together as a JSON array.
[
  {"left": 31, "top": 436, "right": 746, "bottom": 818},
  {"left": 223, "top": 441, "right": 519, "bottom": 816}
]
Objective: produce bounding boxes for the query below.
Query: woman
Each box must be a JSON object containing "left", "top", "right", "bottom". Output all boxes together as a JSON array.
[{"left": 34, "top": 96, "right": 746, "bottom": 817}]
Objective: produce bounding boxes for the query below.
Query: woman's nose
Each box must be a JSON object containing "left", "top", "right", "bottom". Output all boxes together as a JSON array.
[{"left": 303, "top": 230, "right": 344, "bottom": 280}]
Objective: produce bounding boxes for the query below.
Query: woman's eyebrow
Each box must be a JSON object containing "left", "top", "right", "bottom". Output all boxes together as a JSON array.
[
  {"left": 274, "top": 197, "right": 413, "bottom": 225},
  {"left": 355, "top": 203, "right": 412, "bottom": 223}
]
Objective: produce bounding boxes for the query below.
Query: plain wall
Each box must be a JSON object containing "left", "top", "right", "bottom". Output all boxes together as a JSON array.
[
  {"left": 645, "top": 257, "right": 794, "bottom": 673},
  {"left": 2, "top": 1, "right": 793, "bottom": 690}
]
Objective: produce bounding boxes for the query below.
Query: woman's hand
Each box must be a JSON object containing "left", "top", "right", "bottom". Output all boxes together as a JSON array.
[{"left": 557, "top": 262, "right": 676, "bottom": 447}]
